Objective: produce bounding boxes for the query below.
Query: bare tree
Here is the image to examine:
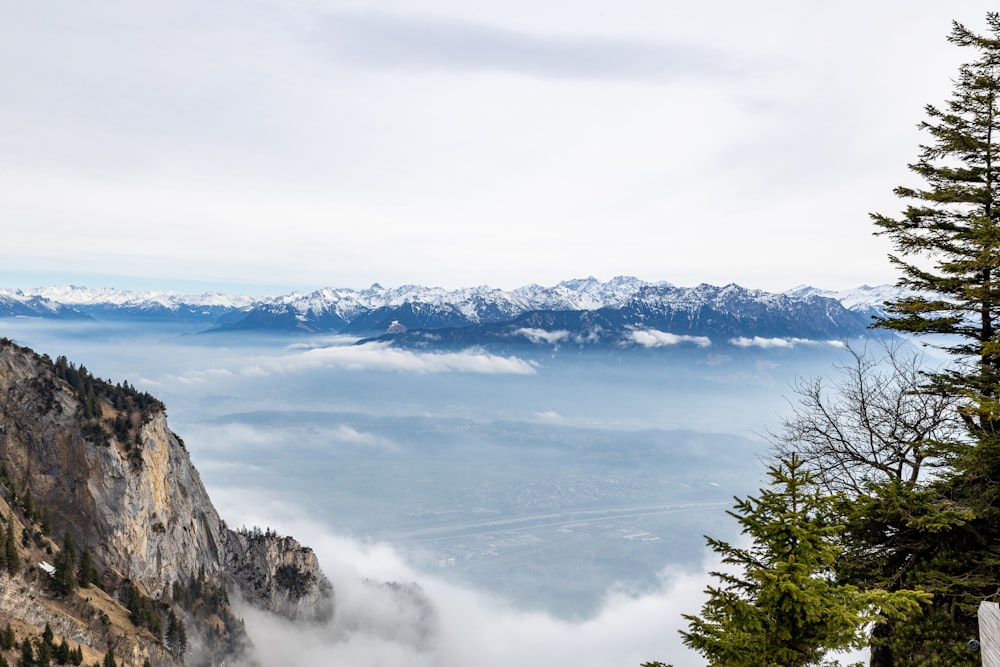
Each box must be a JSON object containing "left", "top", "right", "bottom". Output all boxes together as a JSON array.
[{"left": 769, "top": 340, "right": 965, "bottom": 496}]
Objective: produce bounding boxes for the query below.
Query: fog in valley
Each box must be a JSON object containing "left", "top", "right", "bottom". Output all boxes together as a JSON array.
[{"left": 3, "top": 318, "right": 865, "bottom": 666}]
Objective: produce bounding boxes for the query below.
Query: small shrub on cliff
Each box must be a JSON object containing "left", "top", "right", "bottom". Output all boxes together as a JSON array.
[
  {"left": 79, "top": 423, "right": 110, "bottom": 448},
  {"left": 275, "top": 564, "right": 316, "bottom": 600}
]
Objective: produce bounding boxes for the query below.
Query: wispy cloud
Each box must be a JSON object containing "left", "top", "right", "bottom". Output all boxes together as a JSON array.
[
  {"left": 329, "top": 424, "right": 401, "bottom": 452},
  {"left": 317, "top": 13, "right": 737, "bottom": 83},
  {"left": 252, "top": 342, "right": 538, "bottom": 374},
  {"left": 515, "top": 328, "right": 570, "bottom": 344},
  {"left": 172, "top": 367, "right": 237, "bottom": 385},
  {"left": 728, "top": 337, "right": 846, "bottom": 349},
  {"left": 186, "top": 421, "right": 401, "bottom": 455},
  {"left": 629, "top": 330, "right": 711, "bottom": 348}
]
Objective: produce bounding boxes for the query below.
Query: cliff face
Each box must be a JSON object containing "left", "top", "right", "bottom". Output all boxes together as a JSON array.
[{"left": 0, "top": 338, "right": 333, "bottom": 665}]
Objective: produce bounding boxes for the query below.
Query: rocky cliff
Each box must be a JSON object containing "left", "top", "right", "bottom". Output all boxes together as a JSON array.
[{"left": 0, "top": 337, "right": 333, "bottom": 666}]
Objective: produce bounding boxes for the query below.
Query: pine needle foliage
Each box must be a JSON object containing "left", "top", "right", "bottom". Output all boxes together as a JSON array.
[
  {"left": 872, "top": 13, "right": 1000, "bottom": 432},
  {"left": 680, "top": 455, "right": 929, "bottom": 667}
]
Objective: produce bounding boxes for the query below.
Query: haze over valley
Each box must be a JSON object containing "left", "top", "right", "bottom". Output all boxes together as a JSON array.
[{"left": 0, "top": 279, "right": 894, "bottom": 665}]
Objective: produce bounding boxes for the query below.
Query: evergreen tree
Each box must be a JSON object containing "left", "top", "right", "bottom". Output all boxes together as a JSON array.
[
  {"left": 54, "top": 638, "right": 69, "bottom": 665},
  {"left": 101, "top": 649, "right": 115, "bottom": 667},
  {"left": 869, "top": 12, "right": 1000, "bottom": 663},
  {"left": 5, "top": 522, "right": 19, "bottom": 575},
  {"left": 19, "top": 639, "right": 34, "bottom": 667},
  {"left": 37, "top": 640, "right": 52, "bottom": 667},
  {"left": 1, "top": 623, "right": 14, "bottom": 651},
  {"left": 53, "top": 534, "right": 76, "bottom": 596},
  {"left": 765, "top": 341, "right": 985, "bottom": 663},
  {"left": 21, "top": 491, "right": 32, "bottom": 522},
  {"left": 872, "top": 13, "right": 1000, "bottom": 429},
  {"left": 166, "top": 609, "right": 187, "bottom": 657},
  {"left": 678, "top": 455, "right": 928, "bottom": 667},
  {"left": 76, "top": 547, "right": 97, "bottom": 589}
]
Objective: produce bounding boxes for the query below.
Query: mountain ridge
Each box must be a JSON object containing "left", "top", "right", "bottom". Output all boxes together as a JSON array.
[{"left": 0, "top": 279, "right": 906, "bottom": 343}]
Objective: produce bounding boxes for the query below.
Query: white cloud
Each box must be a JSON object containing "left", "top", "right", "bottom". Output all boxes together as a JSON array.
[
  {"left": 170, "top": 367, "right": 236, "bottom": 385},
  {"left": 629, "top": 329, "right": 711, "bottom": 348},
  {"left": 216, "top": 502, "right": 715, "bottom": 667},
  {"left": 330, "top": 424, "right": 401, "bottom": 452},
  {"left": 183, "top": 421, "right": 402, "bottom": 457},
  {"left": 283, "top": 335, "right": 363, "bottom": 351},
  {"left": 730, "top": 336, "right": 797, "bottom": 349},
  {"left": 728, "top": 337, "right": 846, "bottom": 349},
  {"left": 243, "top": 342, "right": 537, "bottom": 375},
  {"left": 318, "top": 12, "right": 735, "bottom": 82},
  {"left": 514, "top": 328, "right": 570, "bottom": 344}
]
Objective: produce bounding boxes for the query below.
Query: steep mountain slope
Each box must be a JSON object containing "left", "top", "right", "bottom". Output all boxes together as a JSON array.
[
  {"left": 0, "top": 338, "right": 332, "bottom": 666},
  {"left": 0, "top": 292, "right": 89, "bottom": 320},
  {"left": 783, "top": 284, "right": 910, "bottom": 320}
]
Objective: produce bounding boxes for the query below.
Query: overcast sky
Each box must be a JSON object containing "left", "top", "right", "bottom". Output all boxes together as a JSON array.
[{"left": 2, "top": 2, "right": 994, "bottom": 294}]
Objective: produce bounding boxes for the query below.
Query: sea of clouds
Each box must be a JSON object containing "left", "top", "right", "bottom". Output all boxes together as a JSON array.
[
  {"left": 214, "top": 488, "right": 715, "bottom": 667},
  {"left": 1, "top": 319, "right": 867, "bottom": 666}
]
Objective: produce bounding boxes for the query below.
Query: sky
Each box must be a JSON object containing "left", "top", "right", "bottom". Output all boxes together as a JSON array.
[{"left": 2, "top": 2, "right": 995, "bottom": 295}]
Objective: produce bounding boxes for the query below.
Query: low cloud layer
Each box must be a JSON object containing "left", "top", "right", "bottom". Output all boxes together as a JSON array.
[
  {"left": 256, "top": 342, "right": 538, "bottom": 375},
  {"left": 214, "top": 490, "right": 715, "bottom": 667},
  {"left": 187, "top": 421, "right": 402, "bottom": 457},
  {"left": 629, "top": 329, "right": 712, "bottom": 348},
  {"left": 515, "top": 328, "right": 570, "bottom": 344},
  {"left": 166, "top": 342, "right": 538, "bottom": 381}
]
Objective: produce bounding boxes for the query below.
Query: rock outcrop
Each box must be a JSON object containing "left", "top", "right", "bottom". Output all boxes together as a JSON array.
[
  {"left": 0, "top": 337, "right": 333, "bottom": 665},
  {"left": 224, "top": 530, "right": 333, "bottom": 621}
]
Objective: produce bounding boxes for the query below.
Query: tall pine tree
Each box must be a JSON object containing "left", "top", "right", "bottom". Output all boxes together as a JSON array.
[
  {"left": 868, "top": 12, "right": 1000, "bottom": 664},
  {"left": 872, "top": 13, "right": 1000, "bottom": 431}
]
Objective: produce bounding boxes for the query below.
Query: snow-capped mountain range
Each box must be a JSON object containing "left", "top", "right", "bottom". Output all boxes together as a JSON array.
[{"left": 0, "top": 277, "right": 905, "bottom": 347}]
